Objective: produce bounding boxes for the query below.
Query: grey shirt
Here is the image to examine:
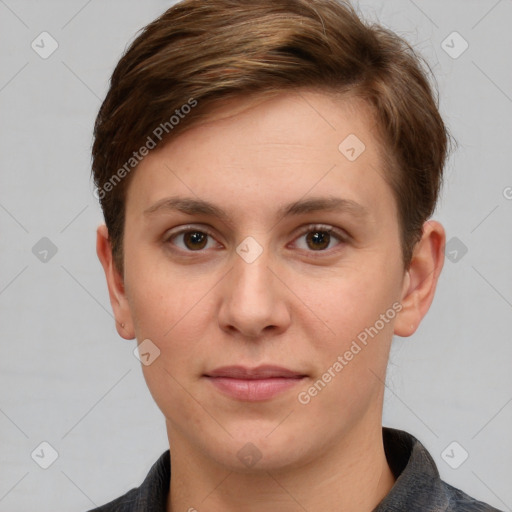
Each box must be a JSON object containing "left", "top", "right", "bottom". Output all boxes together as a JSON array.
[{"left": 87, "top": 427, "right": 503, "bottom": 511}]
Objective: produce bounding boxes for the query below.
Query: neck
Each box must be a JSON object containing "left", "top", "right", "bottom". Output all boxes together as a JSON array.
[{"left": 166, "top": 420, "right": 396, "bottom": 512}]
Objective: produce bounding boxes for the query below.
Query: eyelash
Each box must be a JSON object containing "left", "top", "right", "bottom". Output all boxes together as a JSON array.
[{"left": 163, "top": 224, "right": 349, "bottom": 256}]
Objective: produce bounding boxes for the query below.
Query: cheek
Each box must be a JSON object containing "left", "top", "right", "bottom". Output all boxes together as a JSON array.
[
  {"left": 125, "top": 259, "right": 222, "bottom": 379},
  {"left": 127, "top": 270, "right": 217, "bottom": 415},
  {"left": 294, "top": 256, "right": 401, "bottom": 413},
  {"left": 303, "top": 257, "right": 400, "bottom": 347},
  {"left": 124, "top": 241, "right": 211, "bottom": 335},
  {"left": 130, "top": 286, "right": 212, "bottom": 352},
  {"left": 294, "top": 277, "right": 397, "bottom": 424}
]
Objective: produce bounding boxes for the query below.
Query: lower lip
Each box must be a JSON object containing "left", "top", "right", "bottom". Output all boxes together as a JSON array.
[{"left": 205, "top": 376, "right": 305, "bottom": 401}]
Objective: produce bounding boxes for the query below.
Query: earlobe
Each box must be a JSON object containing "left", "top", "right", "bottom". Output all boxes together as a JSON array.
[
  {"left": 96, "top": 224, "right": 136, "bottom": 340},
  {"left": 394, "top": 220, "right": 445, "bottom": 338}
]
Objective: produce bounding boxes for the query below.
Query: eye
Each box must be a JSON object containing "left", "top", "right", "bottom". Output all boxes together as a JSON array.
[
  {"left": 164, "top": 226, "right": 220, "bottom": 252},
  {"left": 164, "top": 224, "right": 348, "bottom": 255},
  {"left": 292, "top": 224, "right": 348, "bottom": 252}
]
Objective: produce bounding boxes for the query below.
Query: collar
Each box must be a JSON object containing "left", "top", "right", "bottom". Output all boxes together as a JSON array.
[{"left": 93, "top": 427, "right": 500, "bottom": 511}]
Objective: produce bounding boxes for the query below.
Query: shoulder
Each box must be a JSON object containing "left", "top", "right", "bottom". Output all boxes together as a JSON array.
[
  {"left": 443, "top": 481, "right": 504, "bottom": 512},
  {"left": 84, "top": 450, "right": 171, "bottom": 512},
  {"left": 377, "top": 427, "right": 504, "bottom": 512},
  {"left": 85, "top": 488, "right": 139, "bottom": 512}
]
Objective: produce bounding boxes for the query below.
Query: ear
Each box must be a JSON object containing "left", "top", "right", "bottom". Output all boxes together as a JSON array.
[
  {"left": 96, "top": 224, "right": 135, "bottom": 340},
  {"left": 394, "top": 220, "right": 445, "bottom": 337}
]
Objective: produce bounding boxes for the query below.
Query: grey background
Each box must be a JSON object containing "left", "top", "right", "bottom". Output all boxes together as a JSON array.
[{"left": 0, "top": 0, "right": 511, "bottom": 510}]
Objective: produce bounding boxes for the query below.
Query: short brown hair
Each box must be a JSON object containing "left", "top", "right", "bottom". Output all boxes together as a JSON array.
[{"left": 92, "top": 0, "right": 450, "bottom": 274}]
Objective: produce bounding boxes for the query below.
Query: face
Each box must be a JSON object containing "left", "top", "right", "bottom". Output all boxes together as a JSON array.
[{"left": 101, "top": 90, "right": 433, "bottom": 473}]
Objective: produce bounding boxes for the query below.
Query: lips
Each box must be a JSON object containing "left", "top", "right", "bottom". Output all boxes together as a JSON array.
[
  {"left": 203, "top": 365, "right": 307, "bottom": 401},
  {"left": 205, "top": 365, "right": 306, "bottom": 379}
]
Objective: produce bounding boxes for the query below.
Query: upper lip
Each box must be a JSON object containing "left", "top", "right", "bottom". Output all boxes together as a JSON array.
[{"left": 204, "top": 365, "right": 306, "bottom": 379}]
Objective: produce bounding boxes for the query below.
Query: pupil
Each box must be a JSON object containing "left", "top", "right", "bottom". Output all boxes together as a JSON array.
[
  {"left": 307, "top": 231, "right": 329, "bottom": 250},
  {"left": 185, "top": 232, "right": 207, "bottom": 250}
]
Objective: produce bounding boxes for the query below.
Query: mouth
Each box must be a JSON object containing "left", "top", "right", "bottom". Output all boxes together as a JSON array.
[{"left": 203, "top": 365, "right": 308, "bottom": 402}]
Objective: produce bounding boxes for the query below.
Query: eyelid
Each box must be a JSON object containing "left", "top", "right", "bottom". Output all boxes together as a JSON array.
[{"left": 295, "top": 223, "right": 349, "bottom": 239}]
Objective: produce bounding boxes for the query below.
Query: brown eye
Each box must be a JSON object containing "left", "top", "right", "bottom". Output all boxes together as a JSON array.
[
  {"left": 293, "top": 224, "right": 347, "bottom": 253},
  {"left": 165, "top": 227, "right": 219, "bottom": 252},
  {"left": 182, "top": 231, "right": 208, "bottom": 250},
  {"left": 305, "top": 231, "right": 331, "bottom": 250}
]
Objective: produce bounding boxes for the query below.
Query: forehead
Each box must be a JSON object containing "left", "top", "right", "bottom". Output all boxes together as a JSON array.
[{"left": 125, "top": 90, "right": 397, "bottom": 227}]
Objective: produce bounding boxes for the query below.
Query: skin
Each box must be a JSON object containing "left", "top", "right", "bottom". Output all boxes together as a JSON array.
[{"left": 97, "top": 89, "right": 445, "bottom": 512}]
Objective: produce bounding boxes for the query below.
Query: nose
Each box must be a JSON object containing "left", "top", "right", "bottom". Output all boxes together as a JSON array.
[{"left": 217, "top": 245, "right": 291, "bottom": 340}]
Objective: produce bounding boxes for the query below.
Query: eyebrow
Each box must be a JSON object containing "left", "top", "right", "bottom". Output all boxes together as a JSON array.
[{"left": 143, "top": 195, "right": 369, "bottom": 223}]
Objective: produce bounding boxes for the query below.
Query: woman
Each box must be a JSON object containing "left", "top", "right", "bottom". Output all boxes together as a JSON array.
[{"left": 89, "top": 0, "right": 503, "bottom": 510}]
